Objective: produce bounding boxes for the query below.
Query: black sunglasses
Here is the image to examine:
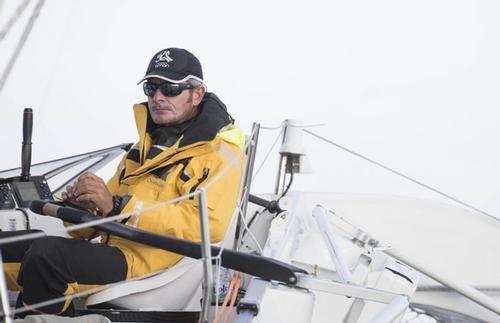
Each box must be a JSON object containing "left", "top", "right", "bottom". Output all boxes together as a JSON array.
[{"left": 143, "top": 81, "right": 195, "bottom": 97}]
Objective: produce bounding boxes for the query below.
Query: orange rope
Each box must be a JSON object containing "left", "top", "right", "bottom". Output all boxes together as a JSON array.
[
  {"left": 222, "top": 272, "right": 242, "bottom": 323},
  {"left": 212, "top": 273, "right": 235, "bottom": 323},
  {"left": 213, "top": 271, "right": 240, "bottom": 323}
]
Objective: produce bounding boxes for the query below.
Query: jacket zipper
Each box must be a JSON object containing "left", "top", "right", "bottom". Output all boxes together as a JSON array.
[{"left": 189, "top": 168, "right": 210, "bottom": 199}]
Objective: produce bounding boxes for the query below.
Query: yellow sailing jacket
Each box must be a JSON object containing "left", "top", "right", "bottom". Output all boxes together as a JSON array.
[{"left": 104, "top": 94, "right": 244, "bottom": 278}]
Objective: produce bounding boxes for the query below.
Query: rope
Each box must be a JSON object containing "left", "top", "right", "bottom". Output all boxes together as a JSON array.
[
  {"left": 223, "top": 272, "right": 241, "bottom": 323},
  {"left": 203, "top": 127, "right": 256, "bottom": 190},
  {"left": 212, "top": 271, "right": 236, "bottom": 323},
  {"left": 210, "top": 163, "right": 252, "bottom": 313},
  {"left": 0, "top": 0, "right": 30, "bottom": 43},
  {"left": 0, "top": 126, "right": 254, "bottom": 247},
  {"left": 0, "top": 190, "right": 198, "bottom": 247},
  {"left": 259, "top": 122, "right": 326, "bottom": 130},
  {"left": 304, "top": 129, "right": 499, "bottom": 222},
  {"left": 251, "top": 125, "right": 284, "bottom": 181},
  {"left": 212, "top": 271, "right": 242, "bottom": 323},
  {"left": 259, "top": 122, "right": 284, "bottom": 130},
  {"left": 9, "top": 178, "right": 249, "bottom": 316},
  {"left": 0, "top": 0, "right": 46, "bottom": 94},
  {"left": 236, "top": 194, "right": 264, "bottom": 254},
  {"left": 288, "top": 123, "right": 326, "bottom": 128},
  {"left": 0, "top": 126, "right": 253, "bottom": 318},
  {"left": 210, "top": 200, "right": 242, "bottom": 314}
]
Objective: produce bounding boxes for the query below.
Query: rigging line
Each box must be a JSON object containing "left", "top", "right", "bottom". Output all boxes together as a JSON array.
[
  {"left": 9, "top": 199, "right": 246, "bottom": 316},
  {"left": 0, "top": 190, "right": 199, "bottom": 246},
  {"left": 0, "top": 127, "right": 249, "bottom": 245},
  {"left": 232, "top": 184, "right": 263, "bottom": 253},
  {"left": 288, "top": 123, "right": 327, "bottom": 128},
  {"left": 0, "top": 130, "right": 245, "bottom": 245},
  {"left": 0, "top": 129, "right": 251, "bottom": 245},
  {"left": 5, "top": 183, "right": 245, "bottom": 314},
  {"left": 0, "top": 0, "right": 30, "bottom": 43},
  {"left": 237, "top": 200, "right": 264, "bottom": 254},
  {"left": 0, "top": 0, "right": 45, "bottom": 94},
  {"left": 304, "top": 129, "right": 499, "bottom": 222},
  {"left": 251, "top": 125, "right": 285, "bottom": 181},
  {"left": 212, "top": 204, "right": 241, "bottom": 262},
  {"left": 204, "top": 126, "right": 256, "bottom": 190},
  {"left": 0, "top": 127, "right": 252, "bottom": 245},
  {"left": 77, "top": 132, "right": 248, "bottom": 225},
  {"left": 260, "top": 121, "right": 284, "bottom": 130},
  {"left": 260, "top": 122, "right": 326, "bottom": 130},
  {"left": 209, "top": 201, "right": 243, "bottom": 314}
]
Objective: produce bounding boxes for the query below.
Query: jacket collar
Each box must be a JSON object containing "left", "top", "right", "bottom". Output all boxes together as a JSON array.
[
  {"left": 134, "top": 92, "right": 233, "bottom": 147},
  {"left": 132, "top": 92, "right": 233, "bottom": 166}
]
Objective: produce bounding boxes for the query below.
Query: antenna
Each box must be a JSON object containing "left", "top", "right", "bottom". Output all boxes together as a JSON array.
[{"left": 20, "top": 108, "right": 33, "bottom": 181}]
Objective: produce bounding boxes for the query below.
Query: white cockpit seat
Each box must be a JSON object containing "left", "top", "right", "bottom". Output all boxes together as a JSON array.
[
  {"left": 85, "top": 137, "right": 250, "bottom": 312},
  {"left": 85, "top": 256, "right": 204, "bottom": 311},
  {"left": 85, "top": 191, "right": 242, "bottom": 312}
]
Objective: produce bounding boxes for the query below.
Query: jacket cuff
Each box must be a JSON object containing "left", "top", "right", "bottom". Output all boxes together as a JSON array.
[{"left": 108, "top": 195, "right": 132, "bottom": 216}]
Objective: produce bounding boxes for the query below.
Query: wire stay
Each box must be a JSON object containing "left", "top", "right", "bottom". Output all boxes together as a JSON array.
[{"left": 304, "top": 129, "right": 499, "bottom": 222}]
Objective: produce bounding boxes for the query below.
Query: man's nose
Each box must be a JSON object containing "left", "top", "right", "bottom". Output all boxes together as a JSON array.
[{"left": 152, "top": 88, "right": 168, "bottom": 102}]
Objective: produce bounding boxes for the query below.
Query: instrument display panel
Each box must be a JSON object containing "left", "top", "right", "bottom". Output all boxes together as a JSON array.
[
  {"left": 13, "top": 181, "right": 41, "bottom": 201},
  {"left": 0, "top": 176, "right": 53, "bottom": 208}
]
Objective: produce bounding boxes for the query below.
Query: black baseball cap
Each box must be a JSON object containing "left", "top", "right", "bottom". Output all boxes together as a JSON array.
[{"left": 137, "top": 47, "right": 203, "bottom": 84}]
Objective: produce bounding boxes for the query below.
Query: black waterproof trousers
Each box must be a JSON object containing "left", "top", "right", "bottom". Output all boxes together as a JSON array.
[{"left": 0, "top": 230, "right": 128, "bottom": 315}]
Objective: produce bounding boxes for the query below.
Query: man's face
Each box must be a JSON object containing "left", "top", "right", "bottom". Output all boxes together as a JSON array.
[{"left": 145, "top": 78, "right": 204, "bottom": 126}]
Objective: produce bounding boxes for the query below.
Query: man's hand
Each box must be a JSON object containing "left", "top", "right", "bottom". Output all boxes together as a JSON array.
[{"left": 61, "top": 172, "right": 114, "bottom": 215}]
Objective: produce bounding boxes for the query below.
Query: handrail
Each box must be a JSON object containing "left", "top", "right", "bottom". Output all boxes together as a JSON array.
[
  {"left": 239, "top": 123, "right": 260, "bottom": 224},
  {"left": 234, "top": 123, "right": 260, "bottom": 250}
]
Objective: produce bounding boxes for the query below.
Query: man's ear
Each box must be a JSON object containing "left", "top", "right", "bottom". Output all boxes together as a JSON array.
[{"left": 192, "top": 86, "right": 206, "bottom": 106}]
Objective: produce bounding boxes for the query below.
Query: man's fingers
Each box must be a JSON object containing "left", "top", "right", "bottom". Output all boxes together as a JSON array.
[
  {"left": 74, "top": 183, "right": 96, "bottom": 196},
  {"left": 75, "top": 192, "right": 96, "bottom": 204},
  {"left": 63, "top": 185, "right": 77, "bottom": 200},
  {"left": 78, "top": 172, "right": 105, "bottom": 185},
  {"left": 76, "top": 177, "right": 106, "bottom": 193},
  {"left": 74, "top": 194, "right": 100, "bottom": 212},
  {"left": 74, "top": 182, "right": 108, "bottom": 199},
  {"left": 72, "top": 173, "right": 111, "bottom": 213}
]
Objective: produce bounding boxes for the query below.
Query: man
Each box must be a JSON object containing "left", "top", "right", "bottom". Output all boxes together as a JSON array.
[{"left": 2, "top": 47, "right": 244, "bottom": 315}]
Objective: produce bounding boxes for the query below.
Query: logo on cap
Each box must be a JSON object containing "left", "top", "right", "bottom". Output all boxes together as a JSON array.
[{"left": 155, "top": 50, "right": 174, "bottom": 64}]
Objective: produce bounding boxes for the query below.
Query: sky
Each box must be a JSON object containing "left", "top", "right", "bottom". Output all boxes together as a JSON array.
[{"left": 0, "top": 0, "right": 499, "bottom": 217}]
